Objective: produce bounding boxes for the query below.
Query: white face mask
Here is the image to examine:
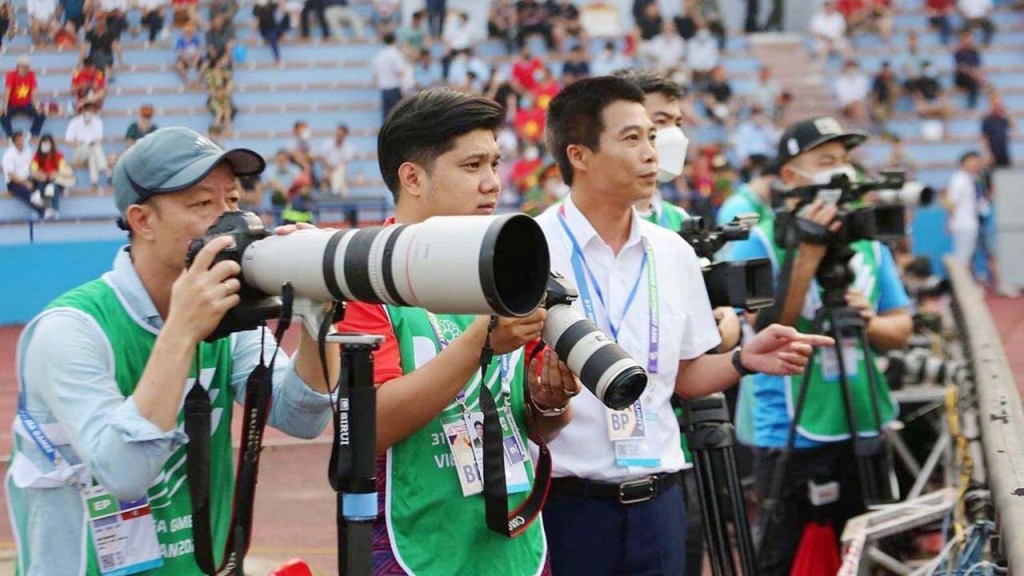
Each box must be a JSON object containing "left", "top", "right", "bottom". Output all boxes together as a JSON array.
[
  {"left": 655, "top": 126, "right": 690, "bottom": 183},
  {"left": 300, "top": 128, "right": 311, "bottom": 140},
  {"left": 793, "top": 164, "right": 858, "bottom": 187},
  {"left": 83, "top": 112, "right": 95, "bottom": 122},
  {"left": 523, "top": 146, "right": 540, "bottom": 162},
  {"left": 40, "top": 143, "right": 52, "bottom": 153}
]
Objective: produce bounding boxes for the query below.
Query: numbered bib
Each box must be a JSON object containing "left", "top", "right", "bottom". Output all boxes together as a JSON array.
[{"left": 83, "top": 485, "right": 164, "bottom": 575}]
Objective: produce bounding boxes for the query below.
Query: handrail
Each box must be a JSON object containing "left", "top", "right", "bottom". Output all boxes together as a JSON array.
[{"left": 945, "top": 256, "right": 1024, "bottom": 571}]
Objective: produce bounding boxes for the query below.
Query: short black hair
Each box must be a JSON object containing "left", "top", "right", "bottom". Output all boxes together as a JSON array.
[
  {"left": 612, "top": 69, "right": 681, "bottom": 101},
  {"left": 545, "top": 76, "right": 646, "bottom": 186},
  {"left": 960, "top": 150, "right": 981, "bottom": 164},
  {"left": 377, "top": 88, "right": 504, "bottom": 203}
]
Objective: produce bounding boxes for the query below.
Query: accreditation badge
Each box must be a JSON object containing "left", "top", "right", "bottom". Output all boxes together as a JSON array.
[
  {"left": 606, "top": 401, "right": 660, "bottom": 468},
  {"left": 820, "top": 336, "right": 860, "bottom": 382},
  {"left": 83, "top": 485, "right": 164, "bottom": 575}
]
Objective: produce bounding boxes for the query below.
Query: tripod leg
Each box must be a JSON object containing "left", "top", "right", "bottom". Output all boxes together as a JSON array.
[
  {"left": 723, "top": 447, "right": 758, "bottom": 575},
  {"left": 696, "top": 450, "right": 733, "bottom": 576},
  {"left": 855, "top": 324, "right": 899, "bottom": 501}
]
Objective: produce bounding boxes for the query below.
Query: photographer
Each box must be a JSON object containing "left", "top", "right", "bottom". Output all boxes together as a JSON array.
[
  {"left": 7, "top": 127, "right": 339, "bottom": 574},
  {"left": 333, "top": 88, "right": 576, "bottom": 576},
  {"left": 728, "top": 116, "right": 913, "bottom": 575},
  {"left": 537, "top": 76, "right": 832, "bottom": 576}
]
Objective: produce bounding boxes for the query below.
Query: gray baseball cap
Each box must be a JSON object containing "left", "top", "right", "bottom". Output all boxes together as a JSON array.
[{"left": 113, "top": 126, "right": 265, "bottom": 215}]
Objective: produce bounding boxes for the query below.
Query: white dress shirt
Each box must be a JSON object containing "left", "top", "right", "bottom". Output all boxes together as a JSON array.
[
  {"left": 371, "top": 45, "right": 407, "bottom": 90},
  {"left": 835, "top": 70, "right": 870, "bottom": 106},
  {"left": 2, "top": 145, "right": 34, "bottom": 182},
  {"left": 958, "top": 0, "right": 992, "bottom": 19},
  {"left": 810, "top": 10, "right": 846, "bottom": 41},
  {"left": 65, "top": 115, "right": 105, "bottom": 146},
  {"left": 946, "top": 169, "right": 979, "bottom": 232},
  {"left": 535, "top": 196, "right": 721, "bottom": 481}
]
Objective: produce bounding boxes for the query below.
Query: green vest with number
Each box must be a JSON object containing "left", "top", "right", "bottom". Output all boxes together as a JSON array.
[
  {"left": 383, "top": 306, "right": 546, "bottom": 576},
  {"left": 32, "top": 279, "right": 235, "bottom": 575},
  {"left": 763, "top": 224, "right": 898, "bottom": 441}
]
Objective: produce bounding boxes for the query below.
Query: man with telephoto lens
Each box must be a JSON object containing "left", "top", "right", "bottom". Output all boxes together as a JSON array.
[
  {"left": 7, "top": 126, "right": 339, "bottom": 574},
  {"left": 728, "top": 115, "right": 913, "bottom": 575},
  {"left": 333, "top": 88, "right": 578, "bottom": 576},
  {"left": 536, "top": 76, "right": 833, "bottom": 576}
]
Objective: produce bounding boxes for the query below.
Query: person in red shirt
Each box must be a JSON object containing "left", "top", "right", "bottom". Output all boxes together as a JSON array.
[
  {"left": 1, "top": 55, "right": 46, "bottom": 139},
  {"left": 30, "top": 133, "right": 71, "bottom": 219},
  {"left": 926, "top": 0, "right": 955, "bottom": 44},
  {"left": 513, "top": 95, "right": 546, "bottom": 144},
  {"left": 335, "top": 87, "right": 576, "bottom": 575},
  {"left": 530, "top": 67, "right": 561, "bottom": 111},
  {"left": 70, "top": 57, "right": 108, "bottom": 112},
  {"left": 511, "top": 44, "right": 543, "bottom": 92}
]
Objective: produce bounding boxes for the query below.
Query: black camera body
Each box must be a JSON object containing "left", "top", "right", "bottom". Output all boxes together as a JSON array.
[
  {"left": 679, "top": 215, "right": 774, "bottom": 311},
  {"left": 185, "top": 211, "right": 283, "bottom": 341}
]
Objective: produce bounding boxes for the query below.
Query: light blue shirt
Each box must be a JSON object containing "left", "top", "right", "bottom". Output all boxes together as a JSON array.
[
  {"left": 728, "top": 235, "right": 910, "bottom": 448},
  {"left": 7, "top": 246, "right": 333, "bottom": 575}
]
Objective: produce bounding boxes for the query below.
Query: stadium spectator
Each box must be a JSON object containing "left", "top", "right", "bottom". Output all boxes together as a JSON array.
[
  {"left": 561, "top": 43, "right": 590, "bottom": 84},
  {"left": 324, "top": 0, "right": 365, "bottom": 40},
  {"left": 124, "top": 103, "right": 158, "bottom": 147},
  {"left": 138, "top": 0, "right": 165, "bottom": 44},
  {"left": 511, "top": 44, "right": 543, "bottom": 91},
  {"left": 266, "top": 148, "right": 303, "bottom": 207},
  {"left": 897, "top": 30, "right": 927, "bottom": 91},
  {"left": 550, "top": 0, "right": 583, "bottom": 52},
  {"left": 3, "top": 131, "right": 42, "bottom": 217},
  {"left": 56, "top": 0, "right": 85, "bottom": 31},
  {"left": 837, "top": 0, "right": 894, "bottom": 42},
  {"left": 318, "top": 123, "right": 353, "bottom": 197},
  {"left": 516, "top": 0, "right": 552, "bottom": 49},
  {"left": 486, "top": 0, "right": 516, "bottom": 54},
  {"left": 981, "top": 92, "right": 1013, "bottom": 167},
  {"left": 884, "top": 134, "right": 918, "bottom": 176},
  {"left": 591, "top": 40, "right": 632, "bottom": 77},
  {"left": 926, "top": 0, "right": 955, "bottom": 44},
  {"left": 732, "top": 105, "right": 779, "bottom": 169},
  {"left": 958, "top": 0, "right": 994, "bottom": 46},
  {"left": 748, "top": 66, "right": 787, "bottom": 120},
  {"left": 206, "top": 54, "right": 235, "bottom": 132},
  {"left": 172, "top": 0, "right": 201, "bottom": 28},
  {"left": 299, "top": 0, "right": 328, "bottom": 39},
  {"left": 370, "top": 0, "right": 400, "bottom": 36},
  {"left": 912, "top": 60, "right": 954, "bottom": 130},
  {"left": 371, "top": 33, "right": 408, "bottom": 121},
  {"left": 687, "top": 24, "right": 720, "bottom": 87},
  {"left": 509, "top": 143, "right": 543, "bottom": 194},
  {"left": 253, "top": 0, "right": 288, "bottom": 63},
  {"left": 174, "top": 21, "right": 203, "bottom": 87},
  {"left": 869, "top": 61, "right": 899, "bottom": 125},
  {"left": 641, "top": 19, "right": 686, "bottom": 75},
  {"left": 425, "top": 0, "right": 445, "bottom": 38},
  {"left": 809, "top": 0, "right": 849, "bottom": 60},
  {"left": 834, "top": 58, "right": 871, "bottom": 127},
  {"left": 28, "top": 0, "right": 59, "bottom": 45},
  {"left": 513, "top": 92, "right": 545, "bottom": 143},
  {"left": 205, "top": 13, "right": 234, "bottom": 62},
  {"left": 81, "top": 15, "right": 122, "bottom": 82},
  {"left": 954, "top": 29, "right": 986, "bottom": 109},
  {"left": 702, "top": 64, "right": 735, "bottom": 125},
  {"left": 71, "top": 57, "right": 108, "bottom": 112},
  {"left": 288, "top": 119, "right": 314, "bottom": 175},
  {"left": 398, "top": 9, "right": 430, "bottom": 56},
  {"left": 530, "top": 66, "right": 560, "bottom": 111},
  {"left": 412, "top": 48, "right": 442, "bottom": 89},
  {"left": 54, "top": 20, "right": 78, "bottom": 48},
  {"left": 446, "top": 48, "right": 489, "bottom": 92},
  {"left": 1, "top": 56, "right": 46, "bottom": 140},
  {"left": 0, "top": 2, "right": 10, "bottom": 50},
  {"left": 100, "top": 0, "right": 129, "bottom": 38},
  {"left": 30, "top": 133, "right": 71, "bottom": 219},
  {"left": 65, "top": 102, "right": 110, "bottom": 190},
  {"left": 634, "top": 0, "right": 663, "bottom": 42},
  {"left": 442, "top": 9, "right": 473, "bottom": 53}
]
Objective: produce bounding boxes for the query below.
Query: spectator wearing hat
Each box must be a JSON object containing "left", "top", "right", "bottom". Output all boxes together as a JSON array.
[
  {"left": 125, "top": 104, "right": 159, "bottom": 147},
  {"left": 65, "top": 102, "right": 110, "bottom": 189},
  {"left": 2, "top": 56, "right": 46, "bottom": 139}
]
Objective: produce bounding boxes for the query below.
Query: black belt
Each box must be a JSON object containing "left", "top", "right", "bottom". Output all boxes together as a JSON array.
[{"left": 550, "top": 471, "right": 683, "bottom": 505}]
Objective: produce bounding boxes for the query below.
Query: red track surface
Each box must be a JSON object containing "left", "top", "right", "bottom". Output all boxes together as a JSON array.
[{"left": 0, "top": 294, "right": 1022, "bottom": 574}]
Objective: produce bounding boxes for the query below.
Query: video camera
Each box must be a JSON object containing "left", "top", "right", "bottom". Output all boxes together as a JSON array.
[
  {"left": 678, "top": 214, "right": 773, "bottom": 310},
  {"left": 772, "top": 170, "right": 908, "bottom": 248},
  {"left": 185, "top": 211, "right": 552, "bottom": 340}
]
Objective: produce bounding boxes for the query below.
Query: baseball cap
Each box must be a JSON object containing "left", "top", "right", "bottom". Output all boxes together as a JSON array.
[
  {"left": 113, "top": 126, "right": 264, "bottom": 215},
  {"left": 774, "top": 116, "right": 867, "bottom": 172}
]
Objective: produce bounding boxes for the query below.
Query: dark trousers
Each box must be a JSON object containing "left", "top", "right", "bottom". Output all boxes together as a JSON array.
[
  {"left": 261, "top": 27, "right": 283, "bottom": 61},
  {"left": 426, "top": 0, "right": 446, "bottom": 37},
  {"left": 955, "top": 72, "right": 981, "bottom": 109},
  {"left": 300, "top": 0, "right": 328, "bottom": 38},
  {"left": 380, "top": 87, "right": 402, "bottom": 122},
  {"left": 754, "top": 444, "right": 864, "bottom": 576},
  {"left": 929, "top": 15, "right": 953, "bottom": 44},
  {"left": 963, "top": 17, "right": 995, "bottom": 45},
  {"left": 142, "top": 9, "right": 163, "bottom": 42},
  {"left": 1, "top": 105, "right": 46, "bottom": 137},
  {"left": 544, "top": 482, "right": 687, "bottom": 576},
  {"left": 8, "top": 182, "right": 42, "bottom": 216}
]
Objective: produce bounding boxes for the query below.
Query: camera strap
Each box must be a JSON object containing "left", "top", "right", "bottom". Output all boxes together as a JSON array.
[
  {"left": 186, "top": 286, "right": 294, "bottom": 576},
  {"left": 479, "top": 318, "right": 552, "bottom": 539}
]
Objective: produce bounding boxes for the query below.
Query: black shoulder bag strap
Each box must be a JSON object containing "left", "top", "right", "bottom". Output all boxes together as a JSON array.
[{"left": 480, "top": 319, "right": 553, "bottom": 538}]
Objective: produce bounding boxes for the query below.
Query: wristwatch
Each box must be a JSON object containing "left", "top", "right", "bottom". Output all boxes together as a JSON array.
[
  {"left": 530, "top": 396, "right": 569, "bottom": 417},
  {"left": 732, "top": 348, "right": 757, "bottom": 377}
]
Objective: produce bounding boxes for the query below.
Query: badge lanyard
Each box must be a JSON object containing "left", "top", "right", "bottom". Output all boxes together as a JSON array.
[{"left": 557, "top": 206, "right": 659, "bottom": 374}]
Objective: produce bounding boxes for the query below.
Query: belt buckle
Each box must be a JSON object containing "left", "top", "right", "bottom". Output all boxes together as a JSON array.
[{"left": 618, "top": 475, "right": 657, "bottom": 504}]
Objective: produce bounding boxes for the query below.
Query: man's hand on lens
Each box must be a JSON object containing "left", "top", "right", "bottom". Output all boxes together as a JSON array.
[
  {"left": 476, "top": 308, "right": 547, "bottom": 355},
  {"left": 740, "top": 324, "right": 835, "bottom": 376},
  {"left": 273, "top": 222, "right": 318, "bottom": 235},
  {"left": 714, "top": 306, "right": 741, "bottom": 351},
  {"left": 844, "top": 288, "right": 875, "bottom": 322},
  {"left": 168, "top": 235, "right": 242, "bottom": 342},
  {"left": 796, "top": 200, "right": 840, "bottom": 259},
  {"left": 528, "top": 349, "right": 578, "bottom": 411}
]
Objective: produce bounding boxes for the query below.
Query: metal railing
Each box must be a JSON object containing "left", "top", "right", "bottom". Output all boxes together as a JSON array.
[{"left": 946, "top": 256, "right": 1024, "bottom": 573}]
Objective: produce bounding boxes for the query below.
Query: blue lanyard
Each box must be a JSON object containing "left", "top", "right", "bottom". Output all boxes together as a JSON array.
[
  {"left": 557, "top": 207, "right": 660, "bottom": 373},
  {"left": 17, "top": 392, "right": 70, "bottom": 470}
]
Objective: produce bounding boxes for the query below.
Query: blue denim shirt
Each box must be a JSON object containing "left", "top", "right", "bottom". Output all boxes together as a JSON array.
[{"left": 7, "top": 246, "right": 333, "bottom": 575}]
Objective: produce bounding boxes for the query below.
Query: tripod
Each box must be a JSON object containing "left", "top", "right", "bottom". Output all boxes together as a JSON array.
[
  {"left": 683, "top": 393, "right": 758, "bottom": 576},
  {"left": 326, "top": 332, "right": 385, "bottom": 576},
  {"left": 761, "top": 242, "right": 899, "bottom": 547}
]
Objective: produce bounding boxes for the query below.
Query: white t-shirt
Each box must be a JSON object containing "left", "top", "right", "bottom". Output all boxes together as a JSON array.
[
  {"left": 535, "top": 196, "right": 721, "bottom": 481},
  {"left": 27, "top": 0, "right": 56, "bottom": 21},
  {"left": 644, "top": 33, "right": 686, "bottom": 72},
  {"left": 65, "top": 115, "right": 105, "bottom": 146},
  {"left": 2, "top": 145, "right": 34, "bottom": 182},
  {"left": 687, "top": 36, "right": 719, "bottom": 73},
  {"left": 810, "top": 10, "right": 846, "bottom": 41},
  {"left": 946, "top": 169, "right": 979, "bottom": 232},
  {"left": 835, "top": 71, "right": 870, "bottom": 106},
  {"left": 319, "top": 137, "right": 354, "bottom": 168},
  {"left": 371, "top": 45, "right": 407, "bottom": 90},
  {"left": 958, "top": 0, "right": 992, "bottom": 19},
  {"left": 99, "top": 0, "right": 128, "bottom": 12}
]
